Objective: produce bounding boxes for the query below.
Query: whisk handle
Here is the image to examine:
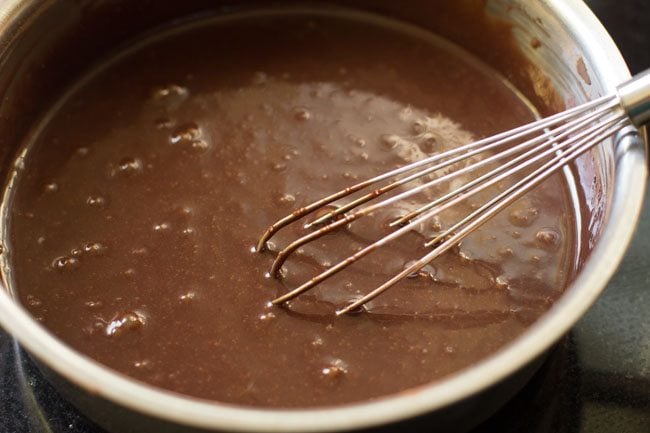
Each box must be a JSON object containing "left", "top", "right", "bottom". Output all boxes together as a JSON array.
[{"left": 617, "top": 68, "right": 650, "bottom": 127}]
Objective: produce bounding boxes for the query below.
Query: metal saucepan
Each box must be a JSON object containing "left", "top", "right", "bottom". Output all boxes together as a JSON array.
[{"left": 0, "top": 0, "right": 645, "bottom": 432}]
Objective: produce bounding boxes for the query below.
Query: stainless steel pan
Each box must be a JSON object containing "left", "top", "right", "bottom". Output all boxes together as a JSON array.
[{"left": 0, "top": 1, "right": 645, "bottom": 432}]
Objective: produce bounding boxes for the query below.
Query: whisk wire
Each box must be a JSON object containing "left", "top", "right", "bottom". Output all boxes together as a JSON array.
[
  {"left": 256, "top": 69, "right": 650, "bottom": 315},
  {"left": 424, "top": 113, "right": 627, "bottom": 247},
  {"left": 256, "top": 95, "right": 616, "bottom": 251},
  {"left": 272, "top": 113, "right": 627, "bottom": 308},
  {"left": 270, "top": 98, "right": 622, "bottom": 275},
  {"left": 391, "top": 99, "right": 622, "bottom": 227},
  {"left": 337, "top": 116, "right": 629, "bottom": 315},
  {"left": 305, "top": 95, "right": 617, "bottom": 229}
]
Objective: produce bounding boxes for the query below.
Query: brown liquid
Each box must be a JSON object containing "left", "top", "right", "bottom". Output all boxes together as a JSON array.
[{"left": 4, "top": 9, "right": 576, "bottom": 407}]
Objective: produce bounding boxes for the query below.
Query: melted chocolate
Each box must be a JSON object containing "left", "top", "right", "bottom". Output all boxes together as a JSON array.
[{"left": 4, "top": 9, "right": 576, "bottom": 407}]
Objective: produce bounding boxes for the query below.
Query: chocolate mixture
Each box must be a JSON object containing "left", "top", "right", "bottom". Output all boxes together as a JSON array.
[{"left": 3, "top": 9, "right": 576, "bottom": 407}]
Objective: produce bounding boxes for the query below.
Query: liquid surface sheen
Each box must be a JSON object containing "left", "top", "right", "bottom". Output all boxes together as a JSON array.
[{"left": 5, "top": 10, "right": 575, "bottom": 407}]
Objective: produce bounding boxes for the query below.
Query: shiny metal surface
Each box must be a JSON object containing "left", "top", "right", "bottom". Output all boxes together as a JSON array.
[
  {"left": 0, "top": 1, "right": 645, "bottom": 432},
  {"left": 618, "top": 69, "right": 650, "bottom": 126}
]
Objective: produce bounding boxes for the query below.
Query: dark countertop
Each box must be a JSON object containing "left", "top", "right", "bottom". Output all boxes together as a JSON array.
[{"left": 1, "top": 1, "right": 649, "bottom": 432}]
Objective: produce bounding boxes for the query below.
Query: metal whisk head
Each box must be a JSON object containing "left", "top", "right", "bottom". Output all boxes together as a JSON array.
[{"left": 257, "top": 69, "right": 650, "bottom": 315}]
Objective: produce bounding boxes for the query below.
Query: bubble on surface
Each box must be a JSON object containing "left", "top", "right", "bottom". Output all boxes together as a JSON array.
[
  {"left": 153, "top": 222, "right": 171, "bottom": 232},
  {"left": 83, "top": 242, "right": 107, "bottom": 256},
  {"left": 84, "top": 300, "right": 103, "bottom": 309},
  {"left": 535, "top": 228, "right": 561, "bottom": 250},
  {"left": 178, "top": 206, "right": 193, "bottom": 216},
  {"left": 259, "top": 311, "right": 276, "bottom": 321},
  {"left": 349, "top": 135, "right": 366, "bottom": 147},
  {"left": 171, "top": 123, "right": 199, "bottom": 142},
  {"left": 495, "top": 276, "right": 509, "bottom": 289},
  {"left": 43, "top": 182, "right": 59, "bottom": 193},
  {"left": 417, "top": 132, "right": 438, "bottom": 154},
  {"left": 443, "top": 345, "right": 456, "bottom": 354},
  {"left": 51, "top": 256, "right": 80, "bottom": 272},
  {"left": 497, "top": 247, "right": 514, "bottom": 258},
  {"left": 508, "top": 207, "right": 539, "bottom": 228},
  {"left": 179, "top": 291, "right": 197, "bottom": 303},
  {"left": 320, "top": 358, "right": 348, "bottom": 383},
  {"left": 26, "top": 295, "right": 42, "bottom": 307},
  {"left": 271, "top": 162, "right": 287, "bottom": 172},
  {"left": 293, "top": 107, "right": 311, "bottom": 121},
  {"left": 190, "top": 139, "right": 209, "bottom": 151},
  {"left": 412, "top": 119, "right": 427, "bottom": 134},
  {"left": 86, "top": 195, "right": 107, "bottom": 208},
  {"left": 134, "top": 360, "right": 153, "bottom": 370},
  {"left": 170, "top": 122, "right": 209, "bottom": 153},
  {"left": 105, "top": 311, "right": 146, "bottom": 337},
  {"left": 111, "top": 157, "right": 144, "bottom": 177},
  {"left": 278, "top": 194, "right": 296, "bottom": 204},
  {"left": 151, "top": 84, "right": 188, "bottom": 101},
  {"left": 380, "top": 134, "right": 401, "bottom": 150}
]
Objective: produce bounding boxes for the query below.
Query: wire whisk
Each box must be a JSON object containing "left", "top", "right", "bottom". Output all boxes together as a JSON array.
[{"left": 257, "top": 68, "right": 650, "bottom": 315}]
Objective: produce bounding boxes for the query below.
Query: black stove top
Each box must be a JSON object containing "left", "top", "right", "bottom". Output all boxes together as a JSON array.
[{"left": 1, "top": 2, "right": 649, "bottom": 432}]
